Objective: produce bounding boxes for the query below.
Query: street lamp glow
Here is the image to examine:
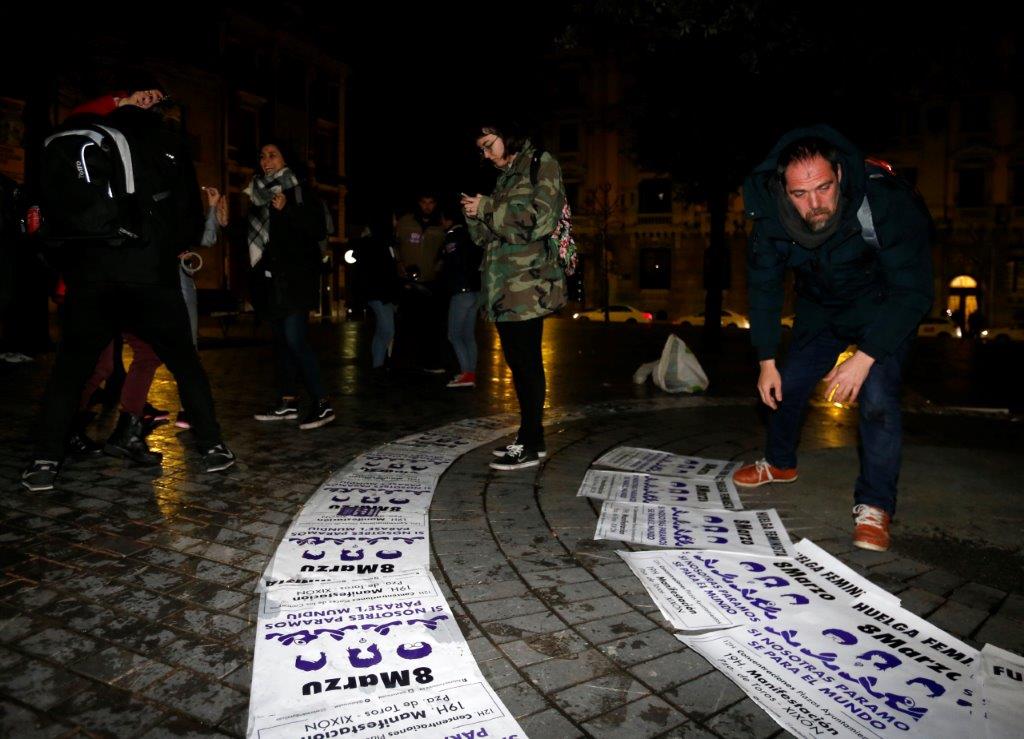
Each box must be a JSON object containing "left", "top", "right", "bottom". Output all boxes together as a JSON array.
[{"left": 344, "top": 249, "right": 357, "bottom": 264}]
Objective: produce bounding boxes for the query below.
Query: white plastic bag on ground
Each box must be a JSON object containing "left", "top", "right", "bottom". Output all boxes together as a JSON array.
[{"left": 633, "top": 334, "right": 708, "bottom": 393}]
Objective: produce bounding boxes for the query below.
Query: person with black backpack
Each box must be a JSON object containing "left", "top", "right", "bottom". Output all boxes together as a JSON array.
[{"left": 22, "top": 84, "right": 235, "bottom": 492}]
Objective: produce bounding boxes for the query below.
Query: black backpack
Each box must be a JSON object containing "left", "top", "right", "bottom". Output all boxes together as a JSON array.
[{"left": 40, "top": 118, "right": 143, "bottom": 244}]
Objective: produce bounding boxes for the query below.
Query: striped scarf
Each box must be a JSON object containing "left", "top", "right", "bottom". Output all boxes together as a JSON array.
[{"left": 247, "top": 167, "right": 300, "bottom": 267}]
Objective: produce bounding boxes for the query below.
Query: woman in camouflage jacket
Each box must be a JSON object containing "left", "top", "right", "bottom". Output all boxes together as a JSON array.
[{"left": 462, "top": 122, "right": 567, "bottom": 471}]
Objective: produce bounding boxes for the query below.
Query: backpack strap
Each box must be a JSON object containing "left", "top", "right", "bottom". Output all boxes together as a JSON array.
[
  {"left": 856, "top": 194, "right": 879, "bottom": 250},
  {"left": 94, "top": 125, "right": 136, "bottom": 194}
]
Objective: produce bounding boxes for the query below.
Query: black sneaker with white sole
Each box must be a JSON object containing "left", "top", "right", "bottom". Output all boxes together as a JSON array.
[
  {"left": 254, "top": 398, "right": 299, "bottom": 422},
  {"left": 22, "top": 459, "right": 61, "bottom": 491},
  {"left": 492, "top": 440, "right": 546, "bottom": 458},
  {"left": 489, "top": 444, "right": 541, "bottom": 471},
  {"left": 202, "top": 444, "right": 236, "bottom": 472},
  {"left": 299, "top": 399, "right": 336, "bottom": 430}
]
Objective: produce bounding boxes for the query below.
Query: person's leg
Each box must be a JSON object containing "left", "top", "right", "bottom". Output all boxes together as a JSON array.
[
  {"left": 34, "top": 285, "right": 117, "bottom": 462},
  {"left": 79, "top": 341, "right": 115, "bottom": 410},
  {"left": 180, "top": 269, "right": 199, "bottom": 347},
  {"left": 854, "top": 339, "right": 912, "bottom": 517},
  {"left": 126, "top": 284, "right": 223, "bottom": 451},
  {"left": 281, "top": 312, "right": 327, "bottom": 400},
  {"left": 764, "top": 331, "right": 848, "bottom": 469},
  {"left": 448, "top": 292, "right": 478, "bottom": 375},
  {"left": 367, "top": 300, "right": 394, "bottom": 369},
  {"left": 119, "top": 333, "right": 162, "bottom": 417},
  {"left": 447, "top": 294, "right": 469, "bottom": 374},
  {"left": 270, "top": 317, "right": 301, "bottom": 400},
  {"left": 495, "top": 317, "right": 545, "bottom": 451}
]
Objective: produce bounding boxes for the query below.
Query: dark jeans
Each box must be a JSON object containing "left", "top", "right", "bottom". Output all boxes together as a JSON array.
[
  {"left": 495, "top": 316, "right": 546, "bottom": 451},
  {"left": 36, "top": 282, "right": 222, "bottom": 459},
  {"left": 765, "top": 329, "right": 911, "bottom": 516},
  {"left": 271, "top": 311, "right": 326, "bottom": 400}
]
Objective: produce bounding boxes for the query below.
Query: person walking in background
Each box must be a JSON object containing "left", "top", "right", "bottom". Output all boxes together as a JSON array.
[
  {"left": 355, "top": 209, "right": 401, "bottom": 372},
  {"left": 247, "top": 140, "right": 334, "bottom": 430},
  {"left": 396, "top": 192, "right": 446, "bottom": 373},
  {"left": 462, "top": 121, "right": 567, "bottom": 470},
  {"left": 438, "top": 207, "right": 482, "bottom": 389}
]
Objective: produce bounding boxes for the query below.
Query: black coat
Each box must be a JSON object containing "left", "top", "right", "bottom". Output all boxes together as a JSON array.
[
  {"left": 252, "top": 184, "right": 326, "bottom": 319},
  {"left": 438, "top": 224, "right": 482, "bottom": 295},
  {"left": 354, "top": 236, "right": 400, "bottom": 304},
  {"left": 744, "top": 124, "right": 934, "bottom": 361}
]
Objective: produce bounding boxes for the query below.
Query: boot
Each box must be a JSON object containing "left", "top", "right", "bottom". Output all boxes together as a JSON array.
[
  {"left": 103, "top": 412, "right": 162, "bottom": 466},
  {"left": 67, "top": 410, "right": 102, "bottom": 457}
]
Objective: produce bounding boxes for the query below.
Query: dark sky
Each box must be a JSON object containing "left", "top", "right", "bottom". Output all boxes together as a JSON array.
[{"left": 1, "top": 1, "right": 1013, "bottom": 219}]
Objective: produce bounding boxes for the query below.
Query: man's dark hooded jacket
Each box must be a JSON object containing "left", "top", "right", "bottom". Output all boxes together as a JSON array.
[{"left": 744, "top": 125, "right": 934, "bottom": 362}]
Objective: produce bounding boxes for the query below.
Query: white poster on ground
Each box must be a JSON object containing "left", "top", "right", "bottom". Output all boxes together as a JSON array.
[
  {"left": 972, "top": 643, "right": 1024, "bottom": 739},
  {"left": 678, "top": 594, "right": 977, "bottom": 739},
  {"left": 593, "top": 446, "right": 742, "bottom": 480},
  {"left": 577, "top": 469, "right": 742, "bottom": 510},
  {"left": 248, "top": 572, "right": 524, "bottom": 739},
  {"left": 595, "top": 502, "right": 795, "bottom": 558},
  {"left": 310, "top": 472, "right": 438, "bottom": 514},
  {"left": 344, "top": 444, "right": 456, "bottom": 479},
  {"left": 619, "top": 539, "right": 898, "bottom": 631},
  {"left": 260, "top": 507, "right": 430, "bottom": 589}
]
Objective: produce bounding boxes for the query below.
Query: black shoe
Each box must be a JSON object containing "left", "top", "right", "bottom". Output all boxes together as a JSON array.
[
  {"left": 489, "top": 444, "right": 541, "bottom": 471},
  {"left": 299, "top": 399, "right": 336, "bottom": 430},
  {"left": 22, "top": 460, "right": 61, "bottom": 492},
  {"left": 492, "top": 439, "right": 546, "bottom": 458},
  {"left": 67, "top": 411, "right": 102, "bottom": 457},
  {"left": 142, "top": 402, "right": 171, "bottom": 422},
  {"left": 104, "top": 412, "right": 162, "bottom": 466},
  {"left": 67, "top": 431, "right": 103, "bottom": 457},
  {"left": 202, "top": 443, "right": 236, "bottom": 472},
  {"left": 254, "top": 398, "right": 299, "bottom": 421}
]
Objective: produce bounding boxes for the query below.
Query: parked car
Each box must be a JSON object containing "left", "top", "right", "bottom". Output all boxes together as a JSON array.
[
  {"left": 676, "top": 309, "right": 750, "bottom": 329},
  {"left": 979, "top": 324, "right": 1024, "bottom": 344},
  {"left": 572, "top": 305, "right": 653, "bottom": 323},
  {"left": 917, "top": 316, "right": 961, "bottom": 340}
]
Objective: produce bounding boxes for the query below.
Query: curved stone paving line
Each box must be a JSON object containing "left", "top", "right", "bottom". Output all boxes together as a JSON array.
[
  {"left": 247, "top": 396, "right": 757, "bottom": 738},
  {"left": 431, "top": 405, "right": 776, "bottom": 738}
]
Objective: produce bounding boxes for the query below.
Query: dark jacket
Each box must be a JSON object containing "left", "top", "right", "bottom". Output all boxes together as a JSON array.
[
  {"left": 744, "top": 124, "right": 934, "bottom": 361},
  {"left": 438, "top": 223, "right": 482, "bottom": 295},
  {"left": 253, "top": 183, "right": 326, "bottom": 318},
  {"left": 62, "top": 106, "right": 204, "bottom": 288},
  {"left": 354, "top": 235, "right": 401, "bottom": 304}
]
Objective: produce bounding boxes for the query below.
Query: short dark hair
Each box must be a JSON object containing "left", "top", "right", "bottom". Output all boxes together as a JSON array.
[
  {"left": 475, "top": 121, "right": 527, "bottom": 157},
  {"left": 776, "top": 137, "right": 840, "bottom": 186}
]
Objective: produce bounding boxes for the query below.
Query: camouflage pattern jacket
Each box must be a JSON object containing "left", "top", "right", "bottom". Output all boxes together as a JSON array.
[{"left": 466, "top": 142, "right": 567, "bottom": 322}]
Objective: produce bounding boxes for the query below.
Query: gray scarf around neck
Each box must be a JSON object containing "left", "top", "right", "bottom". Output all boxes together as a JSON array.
[{"left": 247, "top": 167, "right": 301, "bottom": 266}]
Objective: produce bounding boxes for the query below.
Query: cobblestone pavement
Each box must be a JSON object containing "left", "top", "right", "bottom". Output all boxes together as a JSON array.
[{"left": 1, "top": 319, "right": 1021, "bottom": 737}]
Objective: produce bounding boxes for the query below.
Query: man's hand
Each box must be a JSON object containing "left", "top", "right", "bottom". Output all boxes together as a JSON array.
[
  {"left": 461, "top": 194, "right": 482, "bottom": 218},
  {"left": 202, "top": 186, "right": 221, "bottom": 209},
  {"left": 271, "top": 192, "right": 286, "bottom": 211},
  {"left": 757, "top": 359, "right": 783, "bottom": 410},
  {"left": 822, "top": 350, "right": 875, "bottom": 404}
]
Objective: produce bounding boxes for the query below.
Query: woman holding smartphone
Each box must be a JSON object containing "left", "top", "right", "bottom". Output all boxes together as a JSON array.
[{"left": 461, "top": 121, "right": 567, "bottom": 470}]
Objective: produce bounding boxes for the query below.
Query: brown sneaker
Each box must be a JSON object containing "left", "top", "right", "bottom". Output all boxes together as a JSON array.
[
  {"left": 733, "top": 459, "right": 798, "bottom": 488},
  {"left": 852, "top": 504, "right": 891, "bottom": 552}
]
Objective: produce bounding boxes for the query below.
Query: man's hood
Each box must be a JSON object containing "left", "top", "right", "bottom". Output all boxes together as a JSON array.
[{"left": 744, "top": 124, "right": 866, "bottom": 223}]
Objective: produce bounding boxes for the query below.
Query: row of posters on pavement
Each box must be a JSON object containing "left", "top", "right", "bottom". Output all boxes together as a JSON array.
[
  {"left": 582, "top": 445, "right": 1021, "bottom": 738},
  {"left": 250, "top": 415, "right": 529, "bottom": 738}
]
